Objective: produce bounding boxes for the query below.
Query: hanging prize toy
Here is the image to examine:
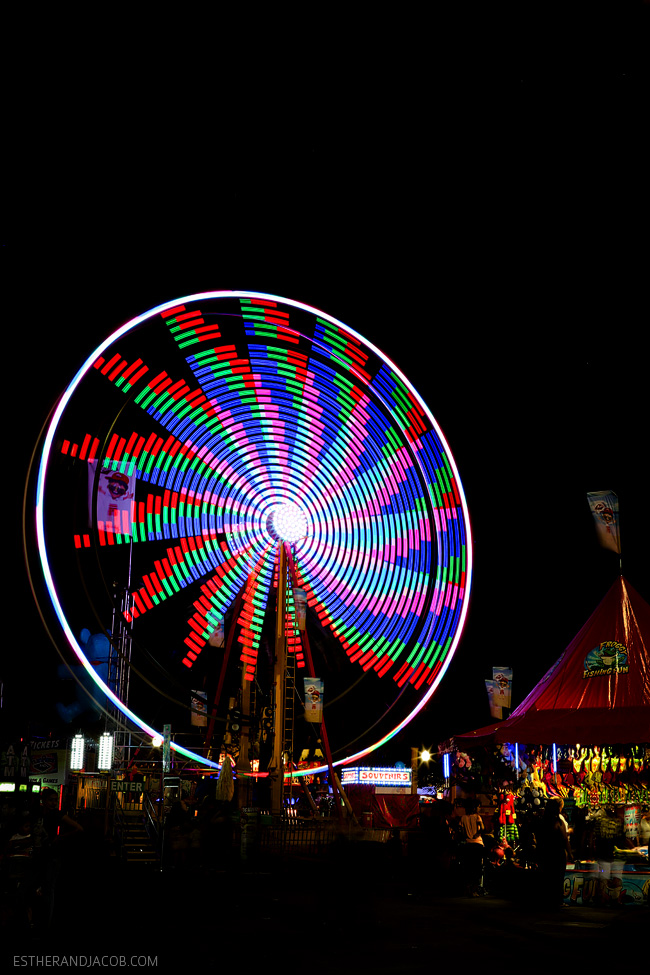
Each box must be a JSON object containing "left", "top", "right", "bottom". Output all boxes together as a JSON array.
[{"left": 498, "top": 789, "right": 519, "bottom": 844}]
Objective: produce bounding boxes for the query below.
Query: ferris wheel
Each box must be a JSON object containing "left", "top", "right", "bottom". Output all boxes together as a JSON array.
[{"left": 31, "top": 291, "right": 472, "bottom": 778}]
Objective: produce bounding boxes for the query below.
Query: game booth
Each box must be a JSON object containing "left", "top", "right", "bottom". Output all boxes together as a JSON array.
[{"left": 444, "top": 577, "right": 650, "bottom": 907}]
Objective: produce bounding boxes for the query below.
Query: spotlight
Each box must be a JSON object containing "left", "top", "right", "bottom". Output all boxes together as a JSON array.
[
  {"left": 98, "top": 732, "right": 114, "bottom": 771},
  {"left": 70, "top": 734, "right": 85, "bottom": 771}
]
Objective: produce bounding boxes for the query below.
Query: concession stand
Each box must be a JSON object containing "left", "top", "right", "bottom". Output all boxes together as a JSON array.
[
  {"left": 445, "top": 577, "right": 650, "bottom": 906},
  {"left": 341, "top": 766, "right": 419, "bottom": 829}
]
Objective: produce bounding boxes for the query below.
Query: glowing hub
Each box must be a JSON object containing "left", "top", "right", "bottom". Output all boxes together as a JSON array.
[{"left": 267, "top": 502, "right": 308, "bottom": 543}]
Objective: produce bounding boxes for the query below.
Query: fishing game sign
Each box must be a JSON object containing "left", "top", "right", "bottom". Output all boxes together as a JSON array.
[{"left": 583, "top": 641, "right": 628, "bottom": 679}]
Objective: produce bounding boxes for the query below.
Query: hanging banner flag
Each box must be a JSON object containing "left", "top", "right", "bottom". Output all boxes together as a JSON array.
[
  {"left": 587, "top": 491, "right": 621, "bottom": 554},
  {"left": 485, "top": 680, "right": 502, "bottom": 720},
  {"left": 191, "top": 691, "right": 208, "bottom": 727},
  {"left": 293, "top": 588, "right": 307, "bottom": 631},
  {"left": 492, "top": 667, "right": 512, "bottom": 709},
  {"left": 89, "top": 461, "right": 136, "bottom": 539},
  {"left": 208, "top": 620, "right": 225, "bottom": 647},
  {"left": 304, "top": 678, "right": 324, "bottom": 723}
]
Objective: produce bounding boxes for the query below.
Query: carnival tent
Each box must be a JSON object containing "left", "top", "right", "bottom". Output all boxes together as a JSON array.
[{"left": 452, "top": 576, "right": 650, "bottom": 746}]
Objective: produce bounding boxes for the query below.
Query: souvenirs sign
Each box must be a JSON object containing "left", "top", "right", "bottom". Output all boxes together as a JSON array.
[{"left": 341, "top": 767, "right": 412, "bottom": 787}]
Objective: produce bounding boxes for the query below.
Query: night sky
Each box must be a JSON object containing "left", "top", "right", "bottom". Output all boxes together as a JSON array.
[{"left": 6, "top": 42, "right": 648, "bottom": 767}]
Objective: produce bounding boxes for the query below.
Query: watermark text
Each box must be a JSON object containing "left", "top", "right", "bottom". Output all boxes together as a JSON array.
[{"left": 13, "top": 958, "right": 158, "bottom": 968}]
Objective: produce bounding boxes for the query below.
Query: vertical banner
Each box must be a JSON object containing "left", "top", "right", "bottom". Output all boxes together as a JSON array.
[
  {"left": 485, "top": 680, "right": 502, "bottom": 720},
  {"left": 89, "top": 461, "right": 136, "bottom": 539},
  {"left": 293, "top": 588, "right": 307, "bottom": 631},
  {"left": 304, "top": 678, "right": 324, "bottom": 723},
  {"left": 492, "top": 667, "right": 512, "bottom": 709},
  {"left": 587, "top": 491, "right": 621, "bottom": 554},
  {"left": 191, "top": 690, "right": 208, "bottom": 727},
  {"left": 208, "top": 620, "right": 225, "bottom": 647}
]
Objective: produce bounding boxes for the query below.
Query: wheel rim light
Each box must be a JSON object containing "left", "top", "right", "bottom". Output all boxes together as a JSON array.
[{"left": 35, "top": 291, "right": 473, "bottom": 772}]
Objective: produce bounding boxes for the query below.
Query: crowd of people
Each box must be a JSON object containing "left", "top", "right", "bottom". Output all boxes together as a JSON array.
[
  {"left": 3, "top": 781, "right": 646, "bottom": 935},
  {"left": 159, "top": 785, "right": 648, "bottom": 913},
  {"left": 420, "top": 795, "right": 648, "bottom": 908},
  {"left": 163, "top": 794, "right": 235, "bottom": 871},
  {"left": 0, "top": 788, "right": 84, "bottom": 936}
]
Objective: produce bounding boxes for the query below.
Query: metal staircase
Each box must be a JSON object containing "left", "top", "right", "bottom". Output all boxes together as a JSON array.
[{"left": 114, "top": 797, "right": 161, "bottom": 867}]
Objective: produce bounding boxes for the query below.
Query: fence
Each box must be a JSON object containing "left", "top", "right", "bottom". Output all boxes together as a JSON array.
[{"left": 242, "top": 812, "right": 392, "bottom": 858}]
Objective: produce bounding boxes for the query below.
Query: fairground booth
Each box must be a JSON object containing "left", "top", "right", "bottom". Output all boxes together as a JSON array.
[
  {"left": 340, "top": 765, "right": 419, "bottom": 829},
  {"left": 443, "top": 577, "right": 650, "bottom": 907}
]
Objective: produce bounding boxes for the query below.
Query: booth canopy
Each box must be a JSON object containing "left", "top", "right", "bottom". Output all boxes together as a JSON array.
[{"left": 452, "top": 576, "right": 650, "bottom": 746}]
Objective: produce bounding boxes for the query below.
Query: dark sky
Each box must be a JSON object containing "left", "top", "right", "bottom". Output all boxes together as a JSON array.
[{"left": 6, "top": 41, "right": 648, "bottom": 764}]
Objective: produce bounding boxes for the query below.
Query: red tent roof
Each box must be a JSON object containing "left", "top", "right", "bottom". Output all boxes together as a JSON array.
[{"left": 453, "top": 577, "right": 650, "bottom": 745}]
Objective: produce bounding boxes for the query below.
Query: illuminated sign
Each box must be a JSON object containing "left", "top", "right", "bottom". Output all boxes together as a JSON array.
[
  {"left": 341, "top": 766, "right": 411, "bottom": 787},
  {"left": 110, "top": 780, "right": 143, "bottom": 793}
]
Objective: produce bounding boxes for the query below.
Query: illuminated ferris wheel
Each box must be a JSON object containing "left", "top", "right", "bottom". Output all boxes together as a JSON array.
[{"left": 32, "top": 292, "right": 472, "bottom": 780}]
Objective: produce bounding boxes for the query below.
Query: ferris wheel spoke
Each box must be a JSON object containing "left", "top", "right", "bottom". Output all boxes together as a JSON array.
[{"left": 236, "top": 545, "right": 277, "bottom": 682}]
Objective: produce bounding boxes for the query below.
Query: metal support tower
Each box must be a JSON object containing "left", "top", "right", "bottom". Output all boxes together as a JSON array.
[
  {"left": 270, "top": 543, "right": 287, "bottom": 816},
  {"left": 109, "top": 585, "right": 133, "bottom": 715}
]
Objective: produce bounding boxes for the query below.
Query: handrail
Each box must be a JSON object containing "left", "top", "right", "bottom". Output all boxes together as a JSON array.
[
  {"left": 112, "top": 795, "right": 126, "bottom": 858},
  {"left": 113, "top": 795, "right": 127, "bottom": 830},
  {"left": 142, "top": 792, "right": 162, "bottom": 851}
]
